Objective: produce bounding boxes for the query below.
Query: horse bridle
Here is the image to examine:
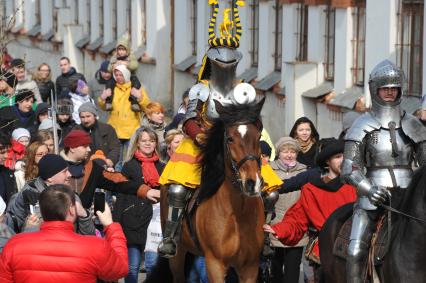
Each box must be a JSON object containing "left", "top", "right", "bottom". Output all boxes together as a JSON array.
[{"left": 223, "top": 121, "right": 262, "bottom": 190}]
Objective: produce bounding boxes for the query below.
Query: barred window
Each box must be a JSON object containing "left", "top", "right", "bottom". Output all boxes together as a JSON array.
[
  {"left": 396, "top": 0, "right": 423, "bottom": 96},
  {"left": 99, "top": 0, "right": 104, "bottom": 38},
  {"left": 35, "top": 0, "right": 40, "bottom": 25},
  {"left": 126, "top": 0, "right": 131, "bottom": 37},
  {"left": 274, "top": 0, "right": 283, "bottom": 71},
  {"left": 190, "top": 0, "right": 197, "bottom": 56},
  {"left": 324, "top": 6, "right": 335, "bottom": 81},
  {"left": 140, "top": 0, "right": 147, "bottom": 46},
  {"left": 351, "top": 1, "right": 366, "bottom": 86},
  {"left": 296, "top": 4, "right": 308, "bottom": 62},
  {"left": 249, "top": 0, "right": 259, "bottom": 67},
  {"left": 111, "top": 0, "right": 117, "bottom": 40}
]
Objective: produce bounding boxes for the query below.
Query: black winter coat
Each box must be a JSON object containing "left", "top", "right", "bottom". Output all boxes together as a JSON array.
[
  {"left": 113, "top": 158, "right": 164, "bottom": 246},
  {"left": 0, "top": 106, "right": 37, "bottom": 137},
  {"left": 0, "top": 165, "right": 17, "bottom": 204},
  {"left": 74, "top": 121, "right": 121, "bottom": 165},
  {"left": 55, "top": 67, "right": 86, "bottom": 98},
  {"left": 36, "top": 80, "right": 55, "bottom": 103}
]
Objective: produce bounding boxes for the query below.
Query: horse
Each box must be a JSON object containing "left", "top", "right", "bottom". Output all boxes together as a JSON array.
[
  {"left": 159, "top": 98, "right": 266, "bottom": 283},
  {"left": 319, "top": 165, "right": 426, "bottom": 283}
]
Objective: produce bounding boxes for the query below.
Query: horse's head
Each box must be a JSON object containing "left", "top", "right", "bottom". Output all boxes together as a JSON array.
[{"left": 215, "top": 98, "right": 265, "bottom": 197}]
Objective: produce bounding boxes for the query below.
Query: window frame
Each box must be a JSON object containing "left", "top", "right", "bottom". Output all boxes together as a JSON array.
[
  {"left": 396, "top": 0, "right": 424, "bottom": 96},
  {"left": 273, "top": 0, "right": 283, "bottom": 71},
  {"left": 351, "top": 1, "right": 366, "bottom": 87},
  {"left": 324, "top": 5, "right": 335, "bottom": 81}
]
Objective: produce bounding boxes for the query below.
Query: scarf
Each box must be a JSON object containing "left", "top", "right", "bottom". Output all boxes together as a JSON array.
[
  {"left": 297, "top": 138, "right": 314, "bottom": 153},
  {"left": 278, "top": 159, "right": 297, "bottom": 170},
  {"left": 134, "top": 150, "right": 160, "bottom": 187}
]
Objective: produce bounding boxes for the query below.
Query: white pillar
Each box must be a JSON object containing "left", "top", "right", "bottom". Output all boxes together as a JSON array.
[
  {"left": 130, "top": 0, "right": 144, "bottom": 50},
  {"left": 333, "top": 8, "right": 353, "bottom": 95},
  {"left": 196, "top": 0, "right": 209, "bottom": 65},
  {"left": 258, "top": 1, "right": 274, "bottom": 79},
  {"left": 364, "top": 0, "right": 398, "bottom": 105},
  {"left": 103, "top": 0, "right": 113, "bottom": 44},
  {"left": 307, "top": 5, "right": 326, "bottom": 63},
  {"left": 40, "top": 0, "right": 53, "bottom": 35},
  {"left": 282, "top": 4, "right": 296, "bottom": 63},
  {"left": 116, "top": 0, "right": 128, "bottom": 38},
  {"left": 90, "top": 0, "right": 100, "bottom": 42}
]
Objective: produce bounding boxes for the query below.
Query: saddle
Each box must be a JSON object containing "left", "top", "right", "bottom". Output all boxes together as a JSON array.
[{"left": 333, "top": 214, "right": 389, "bottom": 266}]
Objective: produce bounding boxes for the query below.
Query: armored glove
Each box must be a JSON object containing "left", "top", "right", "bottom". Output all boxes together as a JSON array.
[{"left": 368, "top": 185, "right": 391, "bottom": 206}]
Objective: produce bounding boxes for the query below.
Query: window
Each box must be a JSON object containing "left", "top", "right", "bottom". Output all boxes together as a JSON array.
[
  {"left": 396, "top": 0, "right": 423, "bottom": 96},
  {"left": 296, "top": 3, "right": 308, "bottom": 62},
  {"left": 126, "top": 0, "right": 131, "bottom": 37},
  {"left": 190, "top": 0, "right": 197, "bottom": 56},
  {"left": 249, "top": 0, "right": 259, "bottom": 67},
  {"left": 351, "top": 1, "right": 366, "bottom": 86},
  {"left": 274, "top": 0, "right": 282, "bottom": 71},
  {"left": 324, "top": 6, "right": 335, "bottom": 81}
]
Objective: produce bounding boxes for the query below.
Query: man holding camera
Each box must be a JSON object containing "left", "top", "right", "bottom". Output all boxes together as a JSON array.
[{"left": 0, "top": 184, "right": 128, "bottom": 282}]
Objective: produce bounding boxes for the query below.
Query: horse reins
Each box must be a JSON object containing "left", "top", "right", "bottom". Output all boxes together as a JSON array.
[{"left": 380, "top": 204, "right": 426, "bottom": 225}]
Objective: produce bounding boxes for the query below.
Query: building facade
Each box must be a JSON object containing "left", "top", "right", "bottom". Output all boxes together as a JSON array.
[{"left": 3, "top": 0, "right": 425, "bottom": 142}]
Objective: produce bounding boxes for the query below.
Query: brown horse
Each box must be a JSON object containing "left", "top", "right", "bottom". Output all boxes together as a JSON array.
[{"left": 160, "top": 98, "right": 266, "bottom": 283}]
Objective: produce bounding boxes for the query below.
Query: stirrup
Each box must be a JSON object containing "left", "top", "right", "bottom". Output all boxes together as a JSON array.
[{"left": 158, "top": 237, "right": 178, "bottom": 258}]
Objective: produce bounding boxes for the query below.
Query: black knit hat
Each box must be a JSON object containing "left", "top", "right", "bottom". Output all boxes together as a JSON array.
[
  {"left": 10, "top": 58, "right": 25, "bottom": 69},
  {"left": 35, "top": 102, "right": 49, "bottom": 117},
  {"left": 38, "top": 154, "right": 68, "bottom": 180},
  {"left": 15, "top": 89, "right": 34, "bottom": 103}
]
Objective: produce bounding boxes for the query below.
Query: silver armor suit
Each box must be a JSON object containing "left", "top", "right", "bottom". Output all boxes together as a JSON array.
[
  {"left": 185, "top": 47, "right": 256, "bottom": 123},
  {"left": 342, "top": 60, "right": 426, "bottom": 283}
]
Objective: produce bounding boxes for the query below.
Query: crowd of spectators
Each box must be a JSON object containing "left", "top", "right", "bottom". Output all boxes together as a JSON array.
[{"left": 1, "top": 40, "right": 426, "bottom": 283}]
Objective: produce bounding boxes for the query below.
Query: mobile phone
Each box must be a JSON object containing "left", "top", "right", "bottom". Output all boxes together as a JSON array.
[{"left": 94, "top": 191, "right": 105, "bottom": 213}]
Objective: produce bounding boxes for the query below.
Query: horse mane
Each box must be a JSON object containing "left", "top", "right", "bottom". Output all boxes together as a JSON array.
[{"left": 197, "top": 100, "right": 264, "bottom": 203}]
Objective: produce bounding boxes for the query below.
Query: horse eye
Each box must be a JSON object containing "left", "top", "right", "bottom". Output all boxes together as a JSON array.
[{"left": 227, "top": 137, "right": 234, "bottom": 143}]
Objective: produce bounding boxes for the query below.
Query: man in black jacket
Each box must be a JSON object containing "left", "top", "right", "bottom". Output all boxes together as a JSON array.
[
  {"left": 75, "top": 102, "right": 120, "bottom": 167},
  {"left": 0, "top": 89, "right": 38, "bottom": 136},
  {"left": 0, "top": 132, "right": 17, "bottom": 204},
  {"left": 55, "top": 57, "right": 86, "bottom": 98}
]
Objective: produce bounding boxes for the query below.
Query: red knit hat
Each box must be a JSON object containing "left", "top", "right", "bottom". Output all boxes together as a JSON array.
[{"left": 63, "top": 130, "right": 92, "bottom": 148}]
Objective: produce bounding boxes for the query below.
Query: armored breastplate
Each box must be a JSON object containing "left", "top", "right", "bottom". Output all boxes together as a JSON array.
[{"left": 364, "top": 127, "right": 414, "bottom": 188}]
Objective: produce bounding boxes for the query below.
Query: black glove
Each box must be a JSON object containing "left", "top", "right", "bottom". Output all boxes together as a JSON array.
[
  {"left": 22, "top": 189, "right": 40, "bottom": 206},
  {"left": 368, "top": 185, "right": 391, "bottom": 206}
]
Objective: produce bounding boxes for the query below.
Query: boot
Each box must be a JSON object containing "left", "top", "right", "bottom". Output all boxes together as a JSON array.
[
  {"left": 157, "top": 214, "right": 180, "bottom": 258},
  {"left": 158, "top": 184, "right": 190, "bottom": 258}
]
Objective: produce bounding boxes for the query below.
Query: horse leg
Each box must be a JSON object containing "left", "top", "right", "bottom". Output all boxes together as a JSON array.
[
  {"left": 168, "top": 248, "right": 187, "bottom": 283},
  {"left": 234, "top": 262, "right": 259, "bottom": 283},
  {"left": 204, "top": 255, "right": 227, "bottom": 283}
]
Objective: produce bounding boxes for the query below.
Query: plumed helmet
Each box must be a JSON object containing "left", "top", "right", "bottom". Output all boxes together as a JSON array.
[{"left": 369, "top": 60, "right": 405, "bottom": 107}]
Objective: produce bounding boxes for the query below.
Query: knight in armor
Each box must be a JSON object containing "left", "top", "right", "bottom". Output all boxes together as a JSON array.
[
  {"left": 342, "top": 60, "right": 426, "bottom": 283},
  {"left": 156, "top": 0, "right": 282, "bottom": 258}
]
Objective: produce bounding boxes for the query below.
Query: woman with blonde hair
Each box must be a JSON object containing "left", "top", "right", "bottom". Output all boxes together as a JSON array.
[
  {"left": 113, "top": 126, "right": 165, "bottom": 283},
  {"left": 14, "top": 141, "right": 48, "bottom": 191},
  {"left": 33, "top": 130, "right": 55, "bottom": 153},
  {"left": 33, "top": 63, "right": 55, "bottom": 103}
]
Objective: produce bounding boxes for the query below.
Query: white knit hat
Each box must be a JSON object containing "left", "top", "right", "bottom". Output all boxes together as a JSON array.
[
  {"left": 113, "top": 64, "right": 131, "bottom": 83},
  {"left": 11, "top": 128, "right": 31, "bottom": 141}
]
